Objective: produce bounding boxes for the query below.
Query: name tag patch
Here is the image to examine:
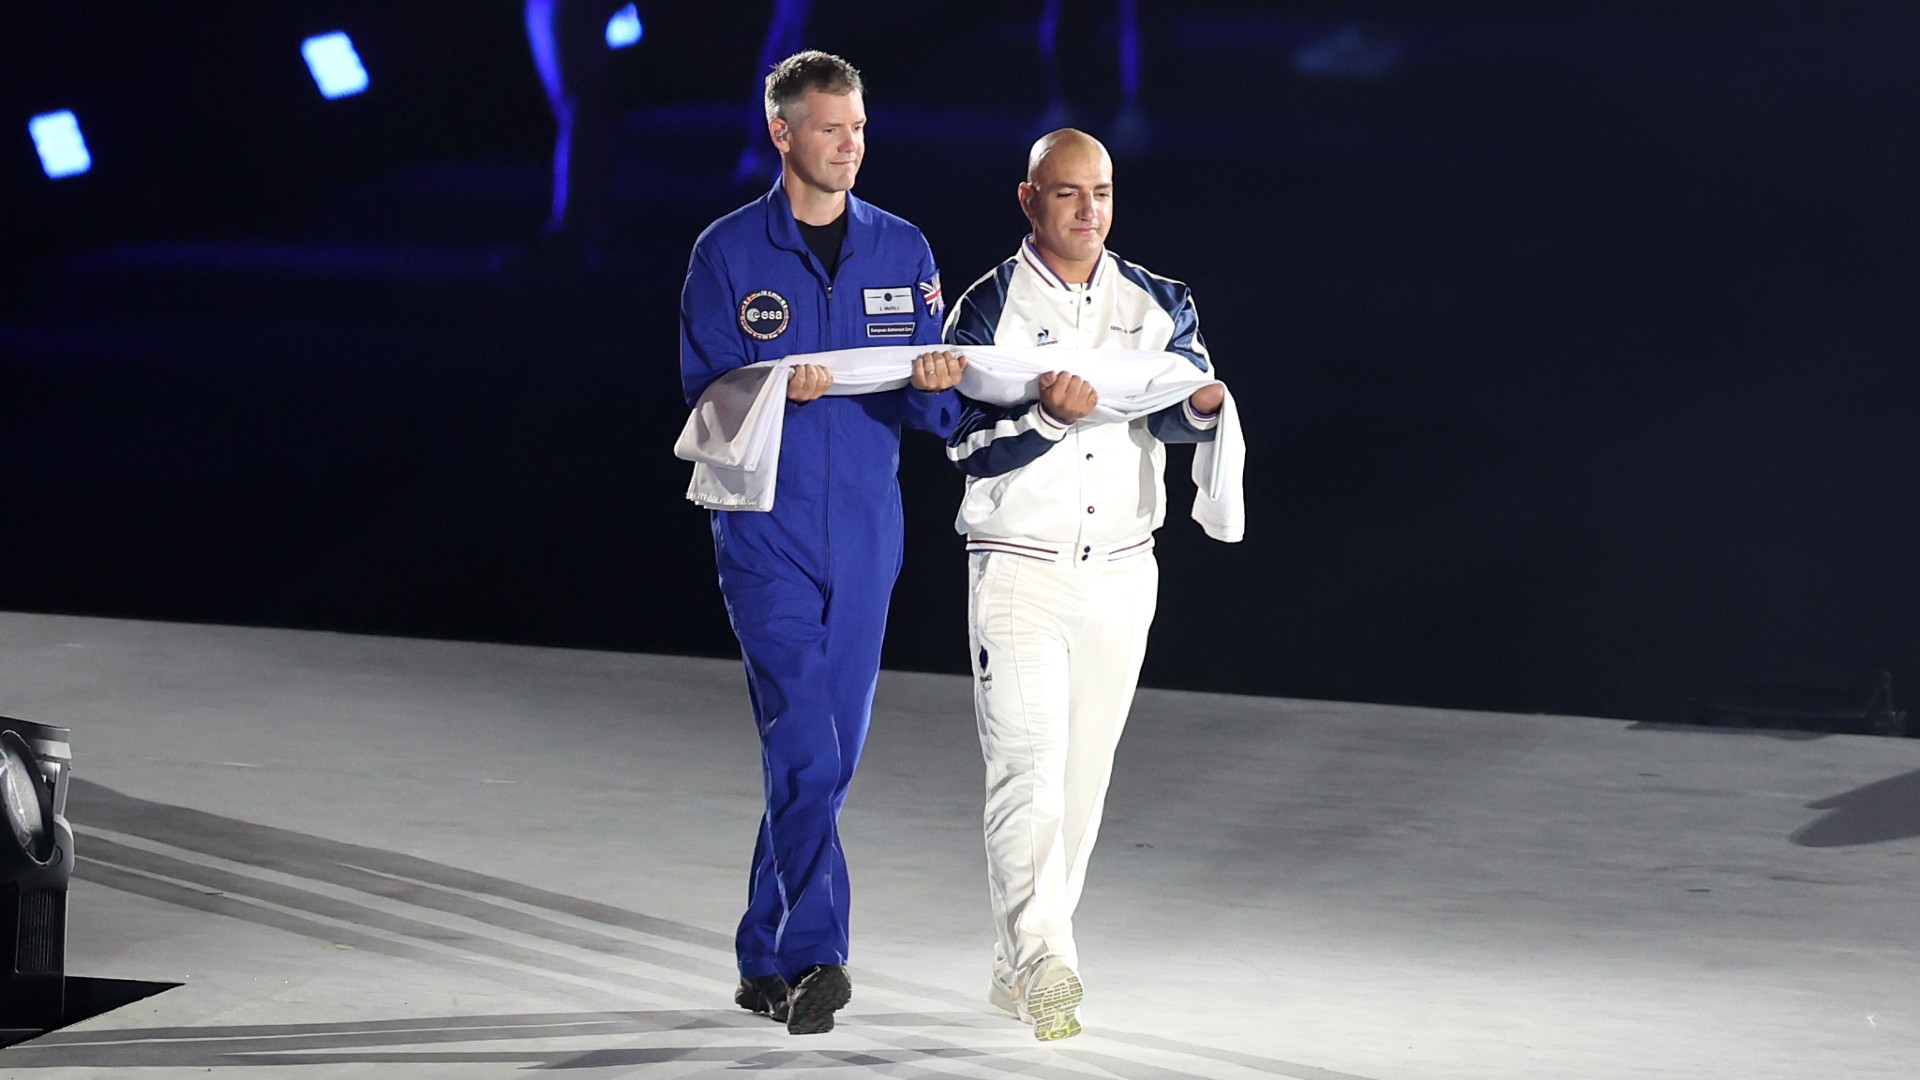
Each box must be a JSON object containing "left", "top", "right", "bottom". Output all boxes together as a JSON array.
[
  {"left": 863, "top": 287, "right": 915, "bottom": 316},
  {"left": 866, "top": 321, "right": 915, "bottom": 339}
]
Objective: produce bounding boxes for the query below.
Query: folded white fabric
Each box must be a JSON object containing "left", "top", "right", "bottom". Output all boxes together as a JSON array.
[{"left": 674, "top": 345, "right": 1245, "bottom": 542}]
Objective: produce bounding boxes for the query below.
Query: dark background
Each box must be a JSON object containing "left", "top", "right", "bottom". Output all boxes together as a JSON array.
[{"left": 4, "top": 2, "right": 1917, "bottom": 725}]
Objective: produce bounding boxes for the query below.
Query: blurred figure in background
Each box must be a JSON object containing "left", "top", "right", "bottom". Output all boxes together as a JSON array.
[
  {"left": 732, "top": 0, "right": 815, "bottom": 186},
  {"left": 1035, "top": 0, "right": 1147, "bottom": 153},
  {"left": 522, "top": 0, "right": 635, "bottom": 271}
]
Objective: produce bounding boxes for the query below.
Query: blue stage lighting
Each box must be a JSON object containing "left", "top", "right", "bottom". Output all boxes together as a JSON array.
[
  {"left": 27, "top": 111, "right": 91, "bottom": 180},
  {"left": 605, "top": 5, "right": 643, "bottom": 49},
  {"left": 301, "top": 32, "right": 370, "bottom": 99}
]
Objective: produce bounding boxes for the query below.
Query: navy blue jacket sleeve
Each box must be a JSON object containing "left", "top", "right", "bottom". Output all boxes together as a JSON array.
[
  {"left": 1147, "top": 285, "right": 1218, "bottom": 443},
  {"left": 1165, "top": 283, "right": 1212, "bottom": 374},
  {"left": 945, "top": 399, "right": 1071, "bottom": 478},
  {"left": 1147, "top": 400, "right": 1220, "bottom": 444},
  {"left": 943, "top": 273, "right": 1001, "bottom": 350},
  {"left": 940, "top": 273, "right": 1069, "bottom": 476}
]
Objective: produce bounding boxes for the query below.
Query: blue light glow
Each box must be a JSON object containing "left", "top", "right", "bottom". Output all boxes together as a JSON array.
[
  {"left": 301, "top": 32, "right": 370, "bottom": 99},
  {"left": 605, "top": 5, "right": 643, "bottom": 49},
  {"left": 28, "top": 111, "right": 92, "bottom": 179}
]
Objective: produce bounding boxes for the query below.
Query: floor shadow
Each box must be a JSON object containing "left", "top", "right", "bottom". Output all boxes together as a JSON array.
[
  {"left": 66, "top": 774, "right": 733, "bottom": 1002},
  {"left": 43, "top": 779, "right": 1336, "bottom": 1078},
  {"left": 1625, "top": 721, "right": 1828, "bottom": 741},
  {"left": 1791, "top": 768, "right": 1920, "bottom": 847},
  {"left": 1, "top": 1008, "right": 1305, "bottom": 1077},
  {"left": 0, "top": 977, "right": 183, "bottom": 1050},
  {"left": 3, "top": 1010, "right": 787, "bottom": 1069}
]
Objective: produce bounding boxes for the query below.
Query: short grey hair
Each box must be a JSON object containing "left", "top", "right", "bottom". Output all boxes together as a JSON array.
[{"left": 764, "top": 50, "right": 864, "bottom": 122}]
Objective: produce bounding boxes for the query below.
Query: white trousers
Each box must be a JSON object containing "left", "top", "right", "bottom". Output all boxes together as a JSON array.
[{"left": 968, "top": 548, "right": 1158, "bottom": 982}]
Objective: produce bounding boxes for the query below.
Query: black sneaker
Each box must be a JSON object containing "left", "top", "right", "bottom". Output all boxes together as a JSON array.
[
  {"left": 734, "top": 974, "right": 789, "bottom": 1021},
  {"left": 783, "top": 964, "right": 852, "bottom": 1035}
]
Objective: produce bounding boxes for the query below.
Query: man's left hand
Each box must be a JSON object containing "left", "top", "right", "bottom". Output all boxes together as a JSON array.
[
  {"left": 1188, "top": 382, "right": 1225, "bottom": 416},
  {"left": 911, "top": 350, "right": 968, "bottom": 391}
]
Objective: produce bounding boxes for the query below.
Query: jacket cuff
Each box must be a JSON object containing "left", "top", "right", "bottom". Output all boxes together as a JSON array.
[
  {"left": 1183, "top": 399, "right": 1221, "bottom": 430},
  {"left": 1033, "top": 402, "right": 1074, "bottom": 439}
]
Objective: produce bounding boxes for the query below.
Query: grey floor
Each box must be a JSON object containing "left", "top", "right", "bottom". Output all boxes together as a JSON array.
[{"left": 0, "top": 611, "right": 1914, "bottom": 1079}]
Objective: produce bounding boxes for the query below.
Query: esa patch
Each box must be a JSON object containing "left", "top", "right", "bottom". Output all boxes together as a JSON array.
[
  {"left": 866, "top": 321, "right": 915, "bottom": 339},
  {"left": 863, "top": 287, "right": 914, "bottom": 316},
  {"left": 738, "top": 290, "right": 790, "bottom": 340}
]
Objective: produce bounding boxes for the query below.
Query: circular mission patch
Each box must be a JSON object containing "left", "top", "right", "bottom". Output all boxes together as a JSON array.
[{"left": 738, "top": 290, "right": 791, "bottom": 340}]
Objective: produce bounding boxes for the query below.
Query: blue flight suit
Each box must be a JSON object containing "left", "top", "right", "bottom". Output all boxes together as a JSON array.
[{"left": 679, "top": 179, "right": 959, "bottom": 984}]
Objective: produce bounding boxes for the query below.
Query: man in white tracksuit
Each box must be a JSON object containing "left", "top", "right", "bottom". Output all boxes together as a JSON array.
[{"left": 941, "top": 129, "right": 1223, "bottom": 1041}]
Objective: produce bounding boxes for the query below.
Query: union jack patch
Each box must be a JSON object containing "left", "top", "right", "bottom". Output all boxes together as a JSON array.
[{"left": 919, "top": 274, "right": 944, "bottom": 317}]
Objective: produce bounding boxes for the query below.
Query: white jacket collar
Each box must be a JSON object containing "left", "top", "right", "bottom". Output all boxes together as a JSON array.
[{"left": 1019, "top": 236, "right": 1108, "bottom": 292}]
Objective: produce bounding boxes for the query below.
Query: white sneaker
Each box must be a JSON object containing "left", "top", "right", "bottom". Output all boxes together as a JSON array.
[
  {"left": 1015, "top": 956, "right": 1084, "bottom": 1041},
  {"left": 988, "top": 973, "right": 1019, "bottom": 1017}
]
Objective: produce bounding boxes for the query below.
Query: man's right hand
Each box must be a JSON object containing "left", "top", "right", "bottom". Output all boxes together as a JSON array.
[
  {"left": 1037, "top": 371, "right": 1098, "bottom": 424},
  {"left": 786, "top": 363, "right": 834, "bottom": 402}
]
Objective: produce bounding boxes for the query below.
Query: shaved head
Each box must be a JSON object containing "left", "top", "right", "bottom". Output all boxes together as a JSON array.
[
  {"left": 1026, "top": 128, "right": 1111, "bottom": 185},
  {"left": 1018, "top": 128, "right": 1115, "bottom": 283}
]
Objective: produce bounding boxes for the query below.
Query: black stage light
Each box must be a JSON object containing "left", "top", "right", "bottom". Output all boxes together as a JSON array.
[{"left": 0, "top": 717, "right": 72, "bottom": 1032}]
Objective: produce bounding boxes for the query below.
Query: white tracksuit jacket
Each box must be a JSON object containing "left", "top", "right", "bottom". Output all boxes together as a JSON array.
[{"left": 942, "top": 238, "right": 1219, "bottom": 553}]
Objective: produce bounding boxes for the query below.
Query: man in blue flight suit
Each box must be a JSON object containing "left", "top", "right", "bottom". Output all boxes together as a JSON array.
[{"left": 678, "top": 50, "right": 967, "bottom": 1036}]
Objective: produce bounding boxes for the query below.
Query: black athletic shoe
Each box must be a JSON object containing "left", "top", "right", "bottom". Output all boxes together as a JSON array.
[
  {"left": 784, "top": 964, "right": 852, "bottom": 1035},
  {"left": 734, "top": 974, "right": 789, "bottom": 1021}
]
